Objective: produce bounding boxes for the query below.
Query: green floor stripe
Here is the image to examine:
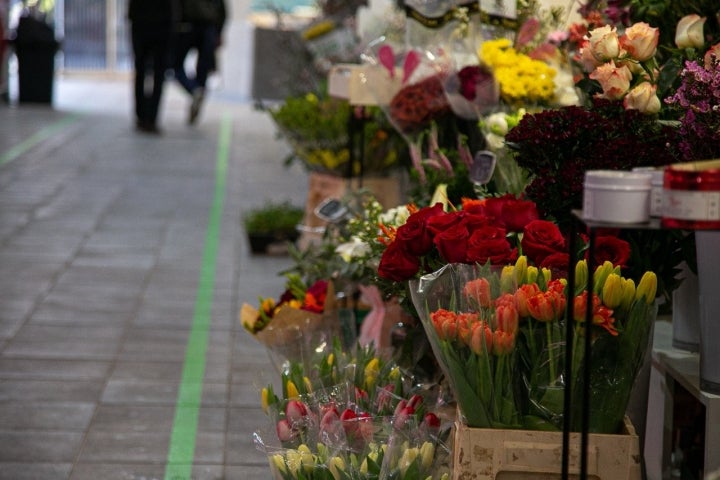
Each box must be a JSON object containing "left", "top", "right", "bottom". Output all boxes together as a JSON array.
[
  {"left": 164, "top": 114, "right": 232, "bottom": 480},
  {"left": 0, "top": 115, "right": 78, "bottom": 166}
]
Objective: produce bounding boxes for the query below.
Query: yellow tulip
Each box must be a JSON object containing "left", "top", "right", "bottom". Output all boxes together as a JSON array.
[
  {"left": 602, "top": 273, "right": 623, "bottom": 309},
  {"left": 620, "top": 278, "right": 636, "bottom": 310},
  {"left": 286, "top": 380, "right": 299, "bottom": 399},
  {"left": 574, "top": 259, "right": 588, "bottom": 292},
  {"left": 593, "top": 261, "right": 614, "bottom": 294},
  {"left": 327, "top": 353, "right": 334, "bottom": 367},
  {"left": 500, "top": 265, "right": 516, "bottom": 293},
  {"left": 271, "top": 454, "right": 287, "bottom": 474},
  {"left": 514, "top": 255, "right": 528, "bottom": 285},
  {"left": 526, "top": 265, "right": 539, "bottom": 284},
  {"left": 636, "top": 271, "right": 657, "bottom": 304},
  {"left": 303, "top": 376, "right": 312, "bottom": 393},
  {"left": 420, "top": 441, "right": 435, "bottom": 470},
  {"left": 364, "top": 358, "right": 380, "bottom": 390},
  {"left": 261, "top": 387, "right": 269, "bottom": 414},
  {"left": 329, "top": 456, "right": 346, "bottom": 480}
]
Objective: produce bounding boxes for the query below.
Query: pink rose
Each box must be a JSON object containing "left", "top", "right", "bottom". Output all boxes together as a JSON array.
[
  {"left": 587, "top": 25, "right": 620, "bottom": 62},
  {"left": 589, "top": 60, "right": 632, "bottom": 100},
  {"left": 675, "top": 14, "right": 706, "bottom": 49},
  {"left": 624, "top": 82, "right": 661, "bottom": 114},
  {"left": 620, "top": 22, "right": 659, "bottom": 62}
]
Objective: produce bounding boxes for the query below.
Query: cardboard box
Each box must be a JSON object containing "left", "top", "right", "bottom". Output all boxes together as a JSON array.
[{"left": 452, "top": 417, "right": 641, "bottom": 480}]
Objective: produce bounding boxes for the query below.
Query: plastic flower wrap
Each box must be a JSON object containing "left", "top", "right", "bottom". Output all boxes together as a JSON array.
[
  {"left": 442, "top": 63, "right": 500, "bottom": 120},
  {"left": 361, "top": 38, "right": 455, "bottom": 183},
  {"left": 408, "top": 255, "right": 659, "bottom": 433},
  {"left": 240, "top": 275, "right": 342, "bottom": 371},
  {"left": 254, "top": 343, "right": 453, "bottom": 479}
]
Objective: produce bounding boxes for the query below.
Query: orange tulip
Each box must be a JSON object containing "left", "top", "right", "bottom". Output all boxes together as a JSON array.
[
  {"left": 464, "top": 278, "right": 492, "bottom": 308},
  {"left": 470, "top": 321, "right": 493, "bottom": 355}
]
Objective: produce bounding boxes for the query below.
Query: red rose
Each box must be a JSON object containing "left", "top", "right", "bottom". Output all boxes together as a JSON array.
[
  {"left": 521, "top": 220, "right": 566, "bottom": 265},
  {"left": 590, "top": 235, "right": 631, "bottom": 267},
  {"left": 462, "top": 195, "right": 539, "bottom": 232},
  {"left": 466, "top": 225, "right": 517, "bottom": 265},
  {"left": 500, "top": 198, "right": 540, "bottom": 232},
  {"left": 426, "top": 210, "right": 465, "bottom": 236},
  {"left": 395, "top": 221, "right": 433, "bottom": 256},
  {"left": 394, "top": 202, "right": 445, "bottom": 255},
  {"left": 378, "top": 241, "right": 421, "bottom": 281},
  {"left": 434, "top": 223, "right": 470, "bottom": 263},
  {"left": 540, "top": 252, "right": 571, "bottom": 279}
]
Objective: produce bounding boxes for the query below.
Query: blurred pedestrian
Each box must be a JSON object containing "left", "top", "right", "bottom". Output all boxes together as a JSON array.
[
  {"left": 128, "top": 0, "right": 176, "bottom": 134},
  {"left": 173, "top": 0, "right": 227, "bottom": 125}
]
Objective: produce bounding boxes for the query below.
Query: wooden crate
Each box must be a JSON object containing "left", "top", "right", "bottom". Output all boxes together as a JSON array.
[{"left": 453, "top": 417, "right": 641, "bottom": 480}]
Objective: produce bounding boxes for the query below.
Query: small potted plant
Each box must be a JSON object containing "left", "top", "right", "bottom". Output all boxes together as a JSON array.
[{"left": 243, "top": 201, "right": 304, "bottom": 254}]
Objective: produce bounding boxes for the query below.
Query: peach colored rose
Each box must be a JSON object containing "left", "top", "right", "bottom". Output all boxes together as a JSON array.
[
  {"left": 579, "top": 41, "right": 602, "bottom": 72},
  {"left": 620, "top": 22, "right": 659, "bottom": 62},
  {"left": 589, "top": 61, "right": 632, "bottom": 100},
  {"left": 587, "top": 25, "right": 620, "bottom": 62},
  {"left": 675, "top": 14, "right": 706, "bottom": 49},
  {"left": 704, "top": 42, "right": 720, "bottom": 66},
  {"left": 623, "top": 82, "right": 661, "bottom": 114}
]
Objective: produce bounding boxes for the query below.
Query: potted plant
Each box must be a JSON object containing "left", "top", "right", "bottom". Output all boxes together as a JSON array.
[{"left": 243, "top": 201, "right": 304, "bottom": 254}]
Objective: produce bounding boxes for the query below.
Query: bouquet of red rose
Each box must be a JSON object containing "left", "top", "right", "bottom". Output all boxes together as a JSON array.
[{"left": 362, "top": 38, "right": 456, "bottom": 183}]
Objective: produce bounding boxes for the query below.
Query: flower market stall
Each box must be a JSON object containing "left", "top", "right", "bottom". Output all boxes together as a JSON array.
[{"left": 242, "top": 0, "right": 720, "bottom": 478}]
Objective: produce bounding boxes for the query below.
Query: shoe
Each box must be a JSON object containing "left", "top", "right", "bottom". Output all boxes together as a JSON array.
[
  {"left": 189, "top": 88, "right": 205, "bottom": 125},
  {"left": 135, "top": 120, "right": 162, "bottom": 135}
]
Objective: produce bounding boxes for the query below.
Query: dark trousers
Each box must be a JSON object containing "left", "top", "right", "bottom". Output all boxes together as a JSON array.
[
  {"left": 131, "top": 23, "right": 171, "bottom": 126},
  {"left": 173, "top": 23, "right": 218, "bottom": 95}
]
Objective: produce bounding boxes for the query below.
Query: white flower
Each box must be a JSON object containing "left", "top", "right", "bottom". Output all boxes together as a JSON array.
[
  {"left": 379, "top": 205, "right": 410, "bottom": 227},
  {"left": 335, "top": 237, "right": 370, "bottom": 262},
  {"left": 485, "top": 112, "right": 509, "bottom": 136}
]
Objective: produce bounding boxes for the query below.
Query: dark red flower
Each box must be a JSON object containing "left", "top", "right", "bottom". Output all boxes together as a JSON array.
[
  {"left": 378, "top": 241, "right": 422, "bottom": 281},
  {"left": 521, "top": 220, "right": 566, "bottom": 265},
  {"left": 590, "top": 235, "right": 631, "bottom": 267}
]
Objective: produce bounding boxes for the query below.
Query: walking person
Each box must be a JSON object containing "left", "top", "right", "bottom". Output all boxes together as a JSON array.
[
  {"left": 173, "top": 0, "right": 227, "bottom": 125},
  {"left": 128, "top": 0, "right": 176, "bottom": 134}
]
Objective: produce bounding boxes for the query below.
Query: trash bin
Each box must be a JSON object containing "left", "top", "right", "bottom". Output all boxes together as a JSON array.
[{"left": 12, "top": 15, "right": 59, "bottom": 104}]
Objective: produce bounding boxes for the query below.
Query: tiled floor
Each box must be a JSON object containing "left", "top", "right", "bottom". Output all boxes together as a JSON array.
[{"left": 0, "top": 74, "right": 310, "bottom": 479}]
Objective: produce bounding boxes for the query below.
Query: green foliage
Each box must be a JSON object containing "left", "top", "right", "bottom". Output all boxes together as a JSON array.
[{"left": 243, "top": 201, "right": 304, "bottom": 234}]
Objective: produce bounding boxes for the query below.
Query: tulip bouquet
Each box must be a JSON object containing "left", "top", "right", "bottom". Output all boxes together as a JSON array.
[
  {"left": 255, "top": 343, "right": 454, "bottom": 479},
  {"left": 409, "top": 255, "right": 659, "bottom": 434}
]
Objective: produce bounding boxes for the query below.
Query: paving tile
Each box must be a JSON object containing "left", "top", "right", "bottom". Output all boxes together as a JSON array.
[
  {"left": 0, "top": 431, "right": 84, "bottom": 462},
  {"left": 110, "top": 360, "right": 229, "bottom": 384},
  {"left": 29, "top": 307, "right": 131, "bottom": 327},
  {"left": 0, "top": 402, "right": 96, "bottom": 430},
  {"left": 89, "top": 405, "right": 226, "bottom": 433},
  {"left": 0, "top": 463, "right": 73, "bottom": 480},
  {"left": 0, "top": 379, "right": 104, "bottom": 403},
  {"left": 53, "top": 265, "right": 150, "bottom": 288},
  {"left": 75, "top": 431, "right": 224, "bottom": 464},
  {"left": 0, "top": 358, "right": 112, "bottom": 380},
  {"left": 101, "top": 380, "right": 228, "bottom": 406},
  {"left": 69, "top": 463, "right": 226, "bottom": 480}
]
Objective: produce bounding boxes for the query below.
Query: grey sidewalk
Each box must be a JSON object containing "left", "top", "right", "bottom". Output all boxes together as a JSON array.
[{"left": 0, "top": 76, "right": 308, "bottom": 479}]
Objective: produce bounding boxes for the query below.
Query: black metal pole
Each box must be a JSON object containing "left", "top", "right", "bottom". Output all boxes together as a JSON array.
[
  {"left": 581, "top": 228, "right": 596, "bottom": 480},
  {"left": 562, "top": 219, "right": 578, "bottom": 480}
]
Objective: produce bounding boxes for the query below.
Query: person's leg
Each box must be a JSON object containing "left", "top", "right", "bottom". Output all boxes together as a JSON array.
[
  {"left": 172, "top": 29, "right": 196, "bottom": 95},
  {"left": 188, "top": 25, "right": 218, "bottom": 124},
  {"left": 131, "top": 25, "right": 149, "bottom": 126},
  {"left": 194, "top": 25, "right": 218, "bottom": 90},
  {"left": 146, "top": 29, "right": 171, "bottom": 130}
]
